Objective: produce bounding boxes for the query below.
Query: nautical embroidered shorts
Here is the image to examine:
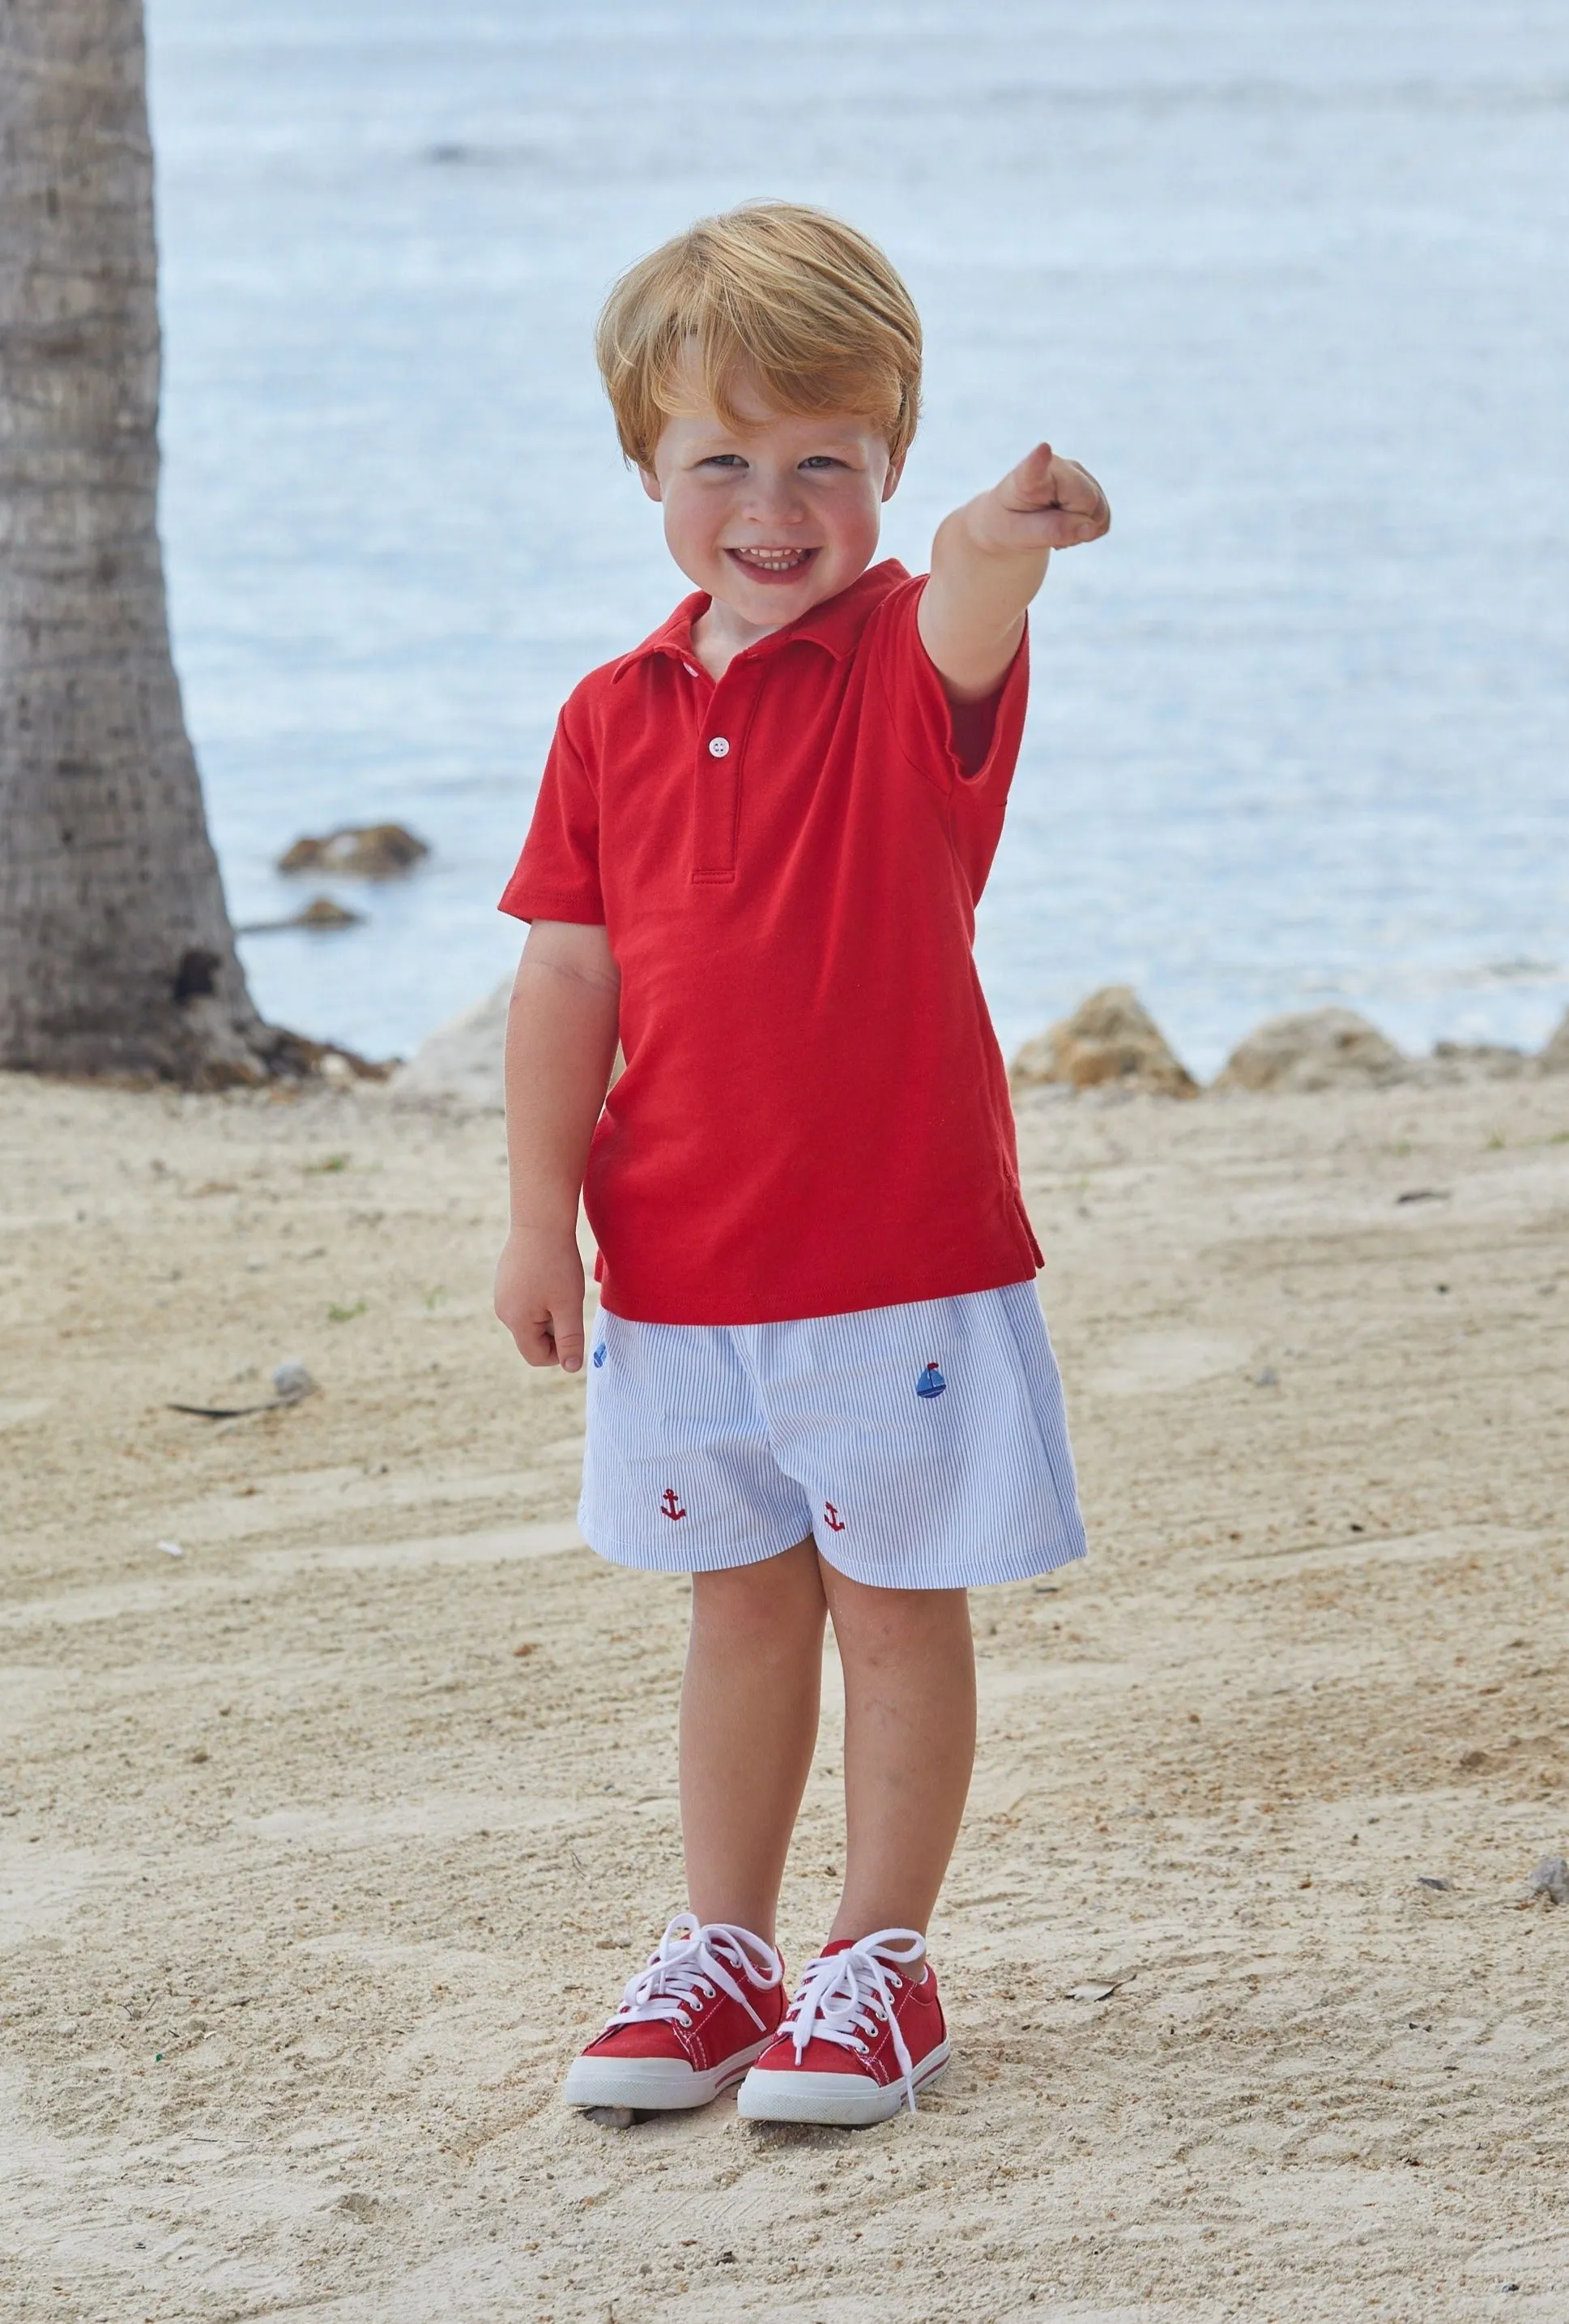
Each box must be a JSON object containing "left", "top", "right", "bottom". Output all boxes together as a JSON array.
[{"left": 578, "top": 1281, "right": 1087, "bottom": 1590}]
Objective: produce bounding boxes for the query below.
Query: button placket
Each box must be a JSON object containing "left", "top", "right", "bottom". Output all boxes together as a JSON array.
[{"left": 693, "top": 686, "right": 752, "bottom": 882}]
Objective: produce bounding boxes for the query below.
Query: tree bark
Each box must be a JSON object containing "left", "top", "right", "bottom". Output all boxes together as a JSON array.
[{"left": 0, "top": 0, "right": 299, "bottom": 1083}]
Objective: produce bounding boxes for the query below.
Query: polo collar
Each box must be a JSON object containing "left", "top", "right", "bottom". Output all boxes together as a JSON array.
[{"left": 612, "top": 558, "right": 910, "bottom": 681}]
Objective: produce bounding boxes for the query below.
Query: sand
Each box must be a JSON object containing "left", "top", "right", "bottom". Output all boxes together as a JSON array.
[{"left": 2, "top": 1063, "right": 1567, "bottom": 2322}]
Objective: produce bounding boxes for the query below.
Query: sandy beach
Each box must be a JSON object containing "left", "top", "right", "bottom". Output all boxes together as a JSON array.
[{"left": 2, "top": 1063, "right": 1567, "bottom": 2322}]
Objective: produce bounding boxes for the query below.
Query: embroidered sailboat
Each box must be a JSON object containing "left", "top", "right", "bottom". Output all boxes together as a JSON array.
[{"left": 915, "top": 1360, "right": 946, "bottom": 1400}]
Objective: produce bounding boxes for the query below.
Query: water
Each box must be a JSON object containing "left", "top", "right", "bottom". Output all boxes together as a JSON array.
[{"left": 146, "top": 0, "right": 1569, "bottom": 1078}]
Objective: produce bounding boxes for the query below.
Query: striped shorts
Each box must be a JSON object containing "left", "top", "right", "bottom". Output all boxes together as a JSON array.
[{"left": 578, "top": 1281, "right": 1087, "bottom": 1591}]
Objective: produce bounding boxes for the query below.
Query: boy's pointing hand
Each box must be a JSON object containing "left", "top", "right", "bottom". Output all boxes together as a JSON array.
[
  {"left": 974, "top": 444, "right": 1111, "bottom": 556},
  {"left": 921, "top": 443, "right": 1110, "bottom": 700}
]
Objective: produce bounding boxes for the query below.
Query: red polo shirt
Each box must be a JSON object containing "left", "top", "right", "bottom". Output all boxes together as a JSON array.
[{"left": 499, "top": 557, "right": 1042, "bottom": 1324}]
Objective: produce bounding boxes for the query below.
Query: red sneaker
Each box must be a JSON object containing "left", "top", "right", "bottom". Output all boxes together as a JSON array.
[
  {"left": 736, "top": 1928, "right": 949, "bottom": 2126},
  {"left": 561, "top": 1915, "right": 785, "bottom": 2111}
]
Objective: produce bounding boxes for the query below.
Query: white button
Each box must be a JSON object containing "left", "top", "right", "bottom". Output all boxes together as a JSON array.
[
  {"left": 707, "top": 736, "right": 731, "bottom": 758},
  {"left": 684, "top": 663, "right": 699, "bottom": 676}
]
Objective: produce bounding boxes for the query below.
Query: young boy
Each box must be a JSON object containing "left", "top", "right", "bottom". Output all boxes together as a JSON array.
[{"left": 494, "top": 202, "right": 1109, "bottom": 2127}]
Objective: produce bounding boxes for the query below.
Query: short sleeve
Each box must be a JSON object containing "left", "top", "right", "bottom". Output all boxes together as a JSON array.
[
  {"left": 868, "top": 574, "right": 1030, "bottom": 795},
  {"left": 497, "top": 708, "right": 603, "bottom": 923}
]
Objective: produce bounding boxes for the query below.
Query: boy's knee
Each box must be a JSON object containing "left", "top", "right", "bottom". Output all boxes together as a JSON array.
[
  {"left": 692, "top": 1541, "right": 825, "bottom": 1645},
  {"left": 829, "top": 1582, "right": 971, "bottom": 1664}
]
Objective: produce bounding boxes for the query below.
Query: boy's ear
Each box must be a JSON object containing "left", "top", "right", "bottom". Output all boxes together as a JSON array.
[
  {"left": 880, "top": 448, "right": 907, "bottom": 503},
  {"left": 638, "top": 466, "right": 663, "bottom": 504}
]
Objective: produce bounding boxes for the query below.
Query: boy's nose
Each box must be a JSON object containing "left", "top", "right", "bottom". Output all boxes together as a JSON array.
[{"left": 740, "top": 475, "right": 806, "bottom": 524}]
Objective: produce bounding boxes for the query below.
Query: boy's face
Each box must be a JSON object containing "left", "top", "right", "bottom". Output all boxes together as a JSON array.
[{"left": 642, "top": 348, "right": 904, "bottom": 638}]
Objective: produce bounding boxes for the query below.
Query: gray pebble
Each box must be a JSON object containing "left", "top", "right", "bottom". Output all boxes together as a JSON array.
[
  {"left": 1529, "top": 1853, "right": 1569, "bottom": 1904},
  {"left": 271, "top": 1361, "right": 316, "bottom": 1403}
]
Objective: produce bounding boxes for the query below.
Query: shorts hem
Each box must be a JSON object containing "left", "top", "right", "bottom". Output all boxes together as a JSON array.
[
  {"left": 812, "top": 1532, "right": 1088, "bottom": 1592},
  {"left": 578, "top": 1516, "right": 812, "bottom": 1577}
]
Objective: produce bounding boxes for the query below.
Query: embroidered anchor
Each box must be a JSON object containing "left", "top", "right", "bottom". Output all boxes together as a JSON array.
[
  {"left": 823, "top": 1501, "right": 846, "bottom": 1533},
  {"left": 660, "top": 1487, "right": 687, "bottom": 1522},
  {"left": 916, "top": 1360, "right": 946, "bottom": 1400}
]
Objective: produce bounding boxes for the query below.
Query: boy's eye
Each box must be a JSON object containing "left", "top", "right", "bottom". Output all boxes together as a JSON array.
[
  {"left": 799, "top": 456, "right": 847, "bottom": 471},
  {"left": 699, "top": 454, "right": 747, "bottom": 471}
]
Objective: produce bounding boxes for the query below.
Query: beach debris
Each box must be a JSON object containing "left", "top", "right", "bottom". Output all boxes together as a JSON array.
[
  {"left": 390, "top": 980, "right": 511, "bottom": 1111},
  {"left": 582, "top": 2105, "right": 638, "bottom": 2130},
  {"left": 1396, "top": 1188, "right": 1450, "bottom": 1205},
  {"left": 168, "top": 1362, "right": 317, "bottom": 1422},
  {"left": 1066, "top": 1981, "right": 1120, "bottom": 2002},
  {"left": 237, "top": 895, "right": 364, "bottom": 935},
  {"left": 156, "top": 1539, "right": 184, "bottom": 1558},
  {"left": 1416, "top": 1876, "right": 1453, "bottom": 1892},
  {"left": 1541, "top": 1008, "right": 1569, "bottom": 1074},
  {"left": 278, "top": 824, "right": 429, "bottom": 878},
  {"left": 169, "top": 1397, "right": 271, "bottom": 1419},
  {"left": 1010, "top": 987, "right": 1197, "bottom": 1098},
  {"left": 1215, "top": 1008, "right": 1409, "bottom": 1094},
  {"left": 1528, "top": 1853, "right": 1569, "bottom": 1904}
]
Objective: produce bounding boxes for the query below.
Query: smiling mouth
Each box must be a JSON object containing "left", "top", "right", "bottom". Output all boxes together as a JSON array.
[{"left": 726, "top": 546, "right": 818, "bottom": 579}]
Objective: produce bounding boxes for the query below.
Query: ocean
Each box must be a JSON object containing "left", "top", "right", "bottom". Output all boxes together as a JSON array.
[{"left": 145, "top": 0, "right": 1569, "bottom": 1078}]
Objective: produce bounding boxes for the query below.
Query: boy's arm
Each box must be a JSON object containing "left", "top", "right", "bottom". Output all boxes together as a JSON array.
[
  {"left": 494, "top": 919, "right": 620, "bottom": 1373},
  {"left": 918, "top": 442, "right": 1110, "bottom": 705}
]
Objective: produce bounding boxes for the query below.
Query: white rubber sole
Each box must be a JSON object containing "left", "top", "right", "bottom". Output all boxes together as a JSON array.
[
  {"left": 562, "top": 2036, "right": 772, "bottom": 2112},
  {"left": 735, "top": 2041, "right": 950, "bottom": 2126}
]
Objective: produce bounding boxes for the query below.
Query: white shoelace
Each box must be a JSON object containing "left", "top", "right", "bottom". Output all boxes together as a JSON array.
[
  {"left": 604, "top": 1913, "right": 782, "bottom": 2039},
  {"left": 783, "top": 1926, "right": 929, "bottom": 2111}
]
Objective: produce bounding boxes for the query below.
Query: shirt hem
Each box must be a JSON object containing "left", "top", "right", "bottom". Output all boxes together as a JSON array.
[{"left": 594, "top": 1250, "right": 1042, "bottom": 1328}]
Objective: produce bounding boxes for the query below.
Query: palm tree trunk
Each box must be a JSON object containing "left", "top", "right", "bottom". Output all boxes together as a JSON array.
[{"left": 0, "top": 0, "right": 298, "bottom": 1083}]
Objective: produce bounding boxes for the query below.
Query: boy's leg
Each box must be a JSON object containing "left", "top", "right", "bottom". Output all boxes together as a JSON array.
[
  {"left": 681, "top": 1535, "right": 827, "bottom": 1939},
  {"left": 820, "top": 1567, "right": 976, "bottom": 1939}
]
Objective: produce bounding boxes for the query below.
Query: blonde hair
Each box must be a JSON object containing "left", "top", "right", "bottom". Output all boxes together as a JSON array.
[{"left": 595, "top": 202, "right": 923, "bottom": 470}]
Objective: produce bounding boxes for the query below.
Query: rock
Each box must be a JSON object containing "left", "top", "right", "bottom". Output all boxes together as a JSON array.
[
  {"left": 390, "top": 980, "right": 511, "bottom": 1111},
  {"left": 1010, "top": 987, "right": 1197, "bottom": 1098},
  {"left": 277, "top": 824, "right": 429, "bottom": 879},
  {"left": 1541, "top": 1010, "right": 1569, "bottom": 1075},
  {"left": 1415, "top": 1875, "right": 1453, "bottom": 1891},
  {"left": 1215, "top": 1008, "right": 1408, "bottom": 1094},
  {"left": 236, "top": 894, "right": 364, "bottom": 935},
  {"left": 1427, "top": 1040, "right": 1528, "bottom": 1081},
  {"left": 271, "top": 1361, "right": 316, "bottom": 1404},
  {"left": 295, "top": 896, "right": 362, "bottom": 929},
  {"left": 1528, "top": 1853, "right": 1569, "bottom": 1904}
]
